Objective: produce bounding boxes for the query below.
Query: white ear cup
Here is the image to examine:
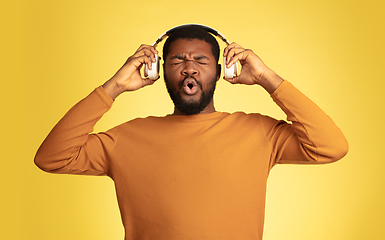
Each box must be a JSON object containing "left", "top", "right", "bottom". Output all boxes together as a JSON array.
[
  {"left": 223, "top": 56, "right": 238, "bottom": 79},
  {"left": 144, "top": 54, "right": 159, "bottom": 80}
]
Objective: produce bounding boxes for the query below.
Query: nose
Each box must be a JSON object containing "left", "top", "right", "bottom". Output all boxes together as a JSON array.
[{"left": 182, "top": 61, "right": 198, "bottom": 76}]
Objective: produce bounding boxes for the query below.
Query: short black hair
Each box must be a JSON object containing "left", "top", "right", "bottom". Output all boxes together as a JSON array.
[{"left": 162, "top": 25, "right": 220, "bottom": 63}]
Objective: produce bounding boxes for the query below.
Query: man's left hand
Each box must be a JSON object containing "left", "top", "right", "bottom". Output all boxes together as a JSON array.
[{"left": 223, "top": 42, "right": 283, "bottom": 94}]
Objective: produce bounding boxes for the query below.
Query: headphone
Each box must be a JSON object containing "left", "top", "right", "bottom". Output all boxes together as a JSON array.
[{"left": 144, "top": 24, "right": 238, "bottom": 80}]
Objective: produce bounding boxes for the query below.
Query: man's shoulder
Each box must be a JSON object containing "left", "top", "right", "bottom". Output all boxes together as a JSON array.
[
  {"left": 123, "top": 115, "right": 167, "bottom": 125},
  {"left": 127, "top": 112, "right": 265, "bottom": 121},
  {"left": 228, "top": 111, "right": 264, "bottom": 119},
  {"left": 108, "top": 116, "right": 168, "bottom": 135}
]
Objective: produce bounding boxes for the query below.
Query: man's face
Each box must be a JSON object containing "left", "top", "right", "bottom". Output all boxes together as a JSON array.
[{"left": 163, "top": 38, "right": 220, "bottom": 115}]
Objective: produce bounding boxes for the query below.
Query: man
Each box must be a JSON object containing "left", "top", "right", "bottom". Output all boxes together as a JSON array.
[{"left": 35, "top": 25, "right": 348, "bottom": 240}]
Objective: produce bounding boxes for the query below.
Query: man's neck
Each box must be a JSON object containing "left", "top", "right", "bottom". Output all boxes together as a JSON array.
[{"left": 173, "top": 102, "right": 216, "bottom": 116}]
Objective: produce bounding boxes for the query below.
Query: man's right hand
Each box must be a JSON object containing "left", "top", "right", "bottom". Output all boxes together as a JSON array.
[{"left": 102, "top": 44, "right": 159, "bottom": 100}]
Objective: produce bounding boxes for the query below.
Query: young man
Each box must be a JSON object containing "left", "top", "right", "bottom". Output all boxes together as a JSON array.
[{"left": 35, "top": 25, "right": 348, "bottom": 240}]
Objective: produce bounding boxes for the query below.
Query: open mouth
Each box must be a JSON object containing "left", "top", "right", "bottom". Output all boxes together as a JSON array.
[{"left": 182, "top": 78, "right": 199, "bottom": 95}]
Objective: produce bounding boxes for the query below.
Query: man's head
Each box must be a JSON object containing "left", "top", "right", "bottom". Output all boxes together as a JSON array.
[
  {"left": 163, "top": 25, "right": 220, "bottom": 64},
  {"left": 162, "top": 26, "right": 221, "bottom": 115}
]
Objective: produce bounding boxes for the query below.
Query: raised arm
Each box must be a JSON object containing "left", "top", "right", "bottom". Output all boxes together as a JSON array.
[
  {"left": 103, "top": 44, "right": 159, "bottom": 100},
  {"left": 223, "top": 43, "right": 348, "bottom": 164},
  {"left": 34, "top": 44, "right": 160, "bottom": 175},
  {"left": 223, "top": 42, "right": 284, "bottom": 94}
]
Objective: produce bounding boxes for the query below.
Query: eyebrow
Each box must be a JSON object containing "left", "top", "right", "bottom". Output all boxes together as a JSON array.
[{"left": 170, "top": 54, "right": 184, "bottom": 60}]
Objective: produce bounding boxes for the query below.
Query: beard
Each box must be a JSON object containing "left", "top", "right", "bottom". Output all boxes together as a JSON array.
[{"left": 164, "top": 73, "right": 218, "bottom": 115}]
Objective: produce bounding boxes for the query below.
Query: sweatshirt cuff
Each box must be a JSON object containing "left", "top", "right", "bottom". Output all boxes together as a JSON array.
[
  {"left": 95, "top": 85, "right": 114, "bottom": 107},
  {"left": 270, "top": 79, "right": 291, "bottom": 97}
]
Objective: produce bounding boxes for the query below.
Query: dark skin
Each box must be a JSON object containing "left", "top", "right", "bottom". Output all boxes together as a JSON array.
[
  {"left": 102, "top": 39, "right": 284, "bottom": 113},
  {"left": 163, "top": 39, "right": 221, "bottom": 115}
]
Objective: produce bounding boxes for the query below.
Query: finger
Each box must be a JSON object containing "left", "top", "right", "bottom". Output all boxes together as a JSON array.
[
  {"left": 136, "top": 44, "right": 158, "bottom": 54},
  {"left": 224, "top": 74, "right": 255, "bottom": 86},
  {"left": 127, "top": 54, "right": 153, "bottom": 72},
  {"left": 124, "top": 47, "right": 153, "bottom": 66},
  {"left": 141, "top": 54, "right": 154, "bottom": 70},
  {"left": 141, "top": 75, "right": 159, "bottom": 87},
  {"left": 224, "top": 50, "right": 244, "bottom": 69},
  {"left": 223, "top": 75, "right": 240, "bottom": 85},
  {"left": 134, "top": 45, "right": 159, "bottom": 63},
  {"left": 224, "top": 43, "right": 242, "bottom": 59},
  {"left": 225, "top": 47, "right": 245, "bottom": 66},
  {"left": 134, "top": 48, "right": 158, "bottom": 63},
  {"left": 223, "top": 42, "right": 241, "bottom": 57},
  {"left": 227, "top": 49, "right": 251, "bottom": 68}
]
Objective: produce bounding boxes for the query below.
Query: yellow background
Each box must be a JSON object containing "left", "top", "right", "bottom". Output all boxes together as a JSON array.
[{"left": 2, "top": 0, "right": 384, "bottom": 239}]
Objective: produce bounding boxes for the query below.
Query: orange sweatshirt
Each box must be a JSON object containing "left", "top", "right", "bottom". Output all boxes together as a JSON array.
[{"left": 35, "top": 80, "right": 348, "bottom": 240}]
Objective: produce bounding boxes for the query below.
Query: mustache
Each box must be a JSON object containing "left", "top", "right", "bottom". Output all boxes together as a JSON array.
[{"left": 178, "top": 75, "right": 203, "bottom": 89}]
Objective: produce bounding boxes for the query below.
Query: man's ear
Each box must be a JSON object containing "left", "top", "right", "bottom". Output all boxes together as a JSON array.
[{"left": 216, "top": 64, "right": 221, "bottom": 81}]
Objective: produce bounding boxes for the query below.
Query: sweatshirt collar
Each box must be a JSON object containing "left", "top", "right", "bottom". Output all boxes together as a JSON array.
[{"left": 165, "top": 111, "right": 227, "bottom": 122}]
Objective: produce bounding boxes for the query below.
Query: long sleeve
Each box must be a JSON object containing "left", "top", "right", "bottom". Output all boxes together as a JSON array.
[
  {"left": 264, "top": 80, "right": 348, "bottom": 165},
  {"left": 34, "top": 86, "right": 117, "bottom": 176},
  {"left": 33, "top": 81, "right": 349, "bottom": 240}
]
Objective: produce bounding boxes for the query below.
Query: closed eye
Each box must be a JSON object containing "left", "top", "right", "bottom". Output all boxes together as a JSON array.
[
  {"left": 170, "top": 55, "right": 184, "bottom": 65},
  {"left": 169, "top": 55, "right": 210, "bottom": 65},
  {"left": 195, "top": 56, "right": 209, "bottom": 65}
]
